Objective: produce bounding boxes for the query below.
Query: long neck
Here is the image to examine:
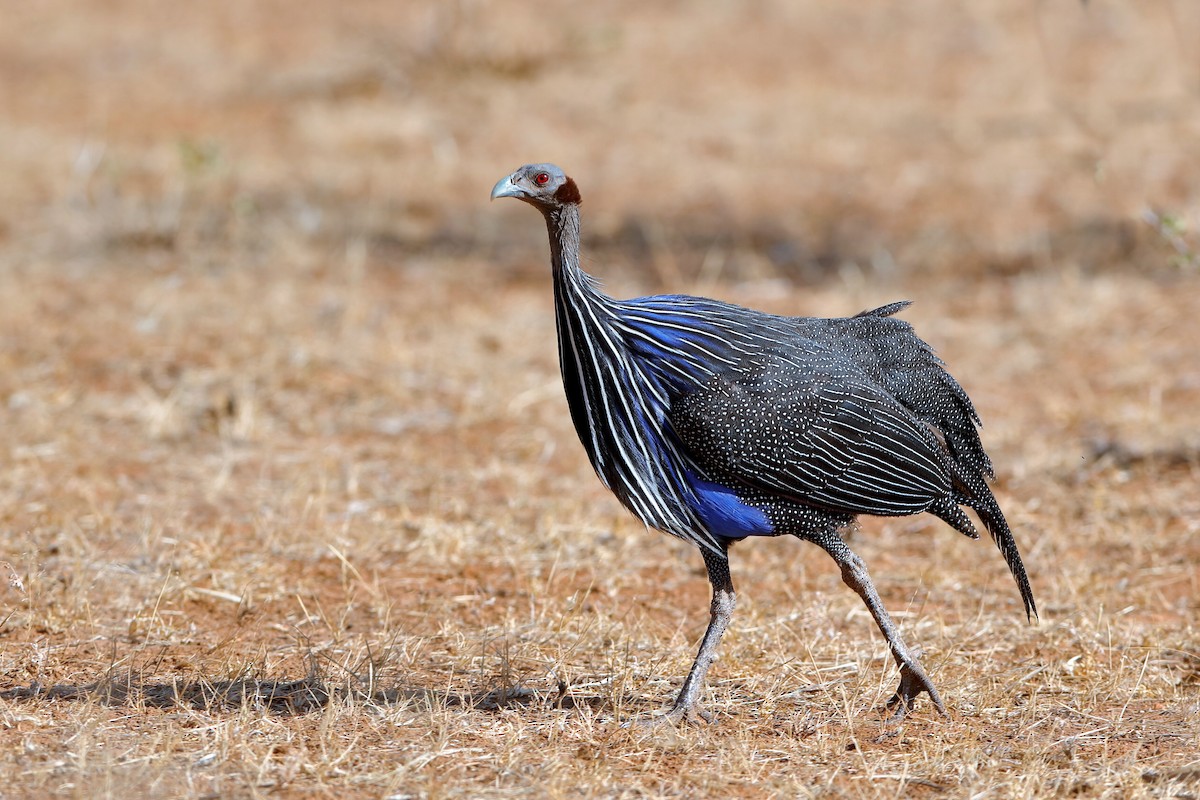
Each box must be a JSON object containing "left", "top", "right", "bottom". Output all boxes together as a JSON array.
[
  {"left": 543, "top": 203, "right": 618, "bottom": 472},
  {"left": 544, "top": 205, "right": 601, "bottom": 301}
]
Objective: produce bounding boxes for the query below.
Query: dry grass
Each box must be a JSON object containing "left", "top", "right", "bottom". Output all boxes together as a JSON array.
[{"left": 2, "top": 1, "right": 1200, "bottom": 798}]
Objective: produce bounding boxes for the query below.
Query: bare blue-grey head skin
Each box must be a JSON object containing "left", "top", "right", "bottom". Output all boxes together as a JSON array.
[
  {"left": 490, "top": 163, "right": 1036, "bottom": 727},
  {"left": 491, "top": 163, "right": 581, "bottom": 210}
]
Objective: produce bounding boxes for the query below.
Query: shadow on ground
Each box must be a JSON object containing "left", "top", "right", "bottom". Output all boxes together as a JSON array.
[{"left": 0, "top": 675, "right": 624, "bottom": 717}]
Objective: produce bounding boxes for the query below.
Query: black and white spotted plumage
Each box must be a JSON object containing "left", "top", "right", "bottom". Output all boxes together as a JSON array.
[{"left": 491, "top": 163, "right": 1037, "bottom": 722}]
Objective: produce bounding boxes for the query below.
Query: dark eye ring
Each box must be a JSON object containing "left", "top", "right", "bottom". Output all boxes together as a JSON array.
[{"left": 534, "top": 172, "right": 550, "bottom": 186}]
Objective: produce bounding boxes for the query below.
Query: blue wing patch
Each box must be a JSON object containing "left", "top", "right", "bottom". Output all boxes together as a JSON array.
[{"left": 684, "top": 470, "right": 774, "bottom": 539}]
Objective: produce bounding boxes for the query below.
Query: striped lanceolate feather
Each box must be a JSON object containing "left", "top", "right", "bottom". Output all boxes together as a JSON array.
[{"left": 492, "top": 163, "right": 1037, "bottom": 724}]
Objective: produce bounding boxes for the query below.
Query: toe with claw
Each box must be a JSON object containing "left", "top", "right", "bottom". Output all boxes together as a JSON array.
[{"left": 885, "top": 661, "right": 947, "bottom": 720}]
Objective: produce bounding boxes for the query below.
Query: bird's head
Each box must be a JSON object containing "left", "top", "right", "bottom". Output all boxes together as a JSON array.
[{"left": 490, "top": 163, "right": 581, "bottom": 210}]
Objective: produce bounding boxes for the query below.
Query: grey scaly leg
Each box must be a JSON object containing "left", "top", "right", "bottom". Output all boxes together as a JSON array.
[
  {"left": 817, "top": 535, "right": 947, "bottom": 718},
  {"left": 637, "top": 545, "right": 735, "bottom": 726}
]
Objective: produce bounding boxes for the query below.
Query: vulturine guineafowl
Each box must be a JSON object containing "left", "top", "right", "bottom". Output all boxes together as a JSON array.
[{"left": 491, "top": 163, "right": 1037, "bottom": 724}]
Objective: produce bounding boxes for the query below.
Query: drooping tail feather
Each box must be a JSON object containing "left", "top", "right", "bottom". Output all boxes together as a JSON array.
[
  {"left": 931, "top": 488, "right": 1037, "bottom": 622},
  {"left": 973, "top": 499, "right": 1038, "bottom": 622}
]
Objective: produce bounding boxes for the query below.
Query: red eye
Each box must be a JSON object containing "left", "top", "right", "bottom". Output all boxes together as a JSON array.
[{"left": 534, "top": 172, "right": 550, "bottom": 186}]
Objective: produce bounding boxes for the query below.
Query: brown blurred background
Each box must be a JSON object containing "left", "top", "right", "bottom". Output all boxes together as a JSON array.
[{"left": 3, "top": 0, "right": 1198, "bottom": 283}]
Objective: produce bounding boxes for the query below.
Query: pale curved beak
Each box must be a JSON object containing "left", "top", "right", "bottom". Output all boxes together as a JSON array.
[{"left": 490, "top": 174, "right": 522, "bottom": 201}]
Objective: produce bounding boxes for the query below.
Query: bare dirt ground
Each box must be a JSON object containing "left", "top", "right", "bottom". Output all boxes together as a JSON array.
[{"left": 2, "top": 1, "right": 1199, "bottom": 797}]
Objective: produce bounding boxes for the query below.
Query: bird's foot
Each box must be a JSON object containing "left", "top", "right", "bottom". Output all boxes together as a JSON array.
[
  {"left": 625, "top": 701, "right": 713, "bottom": 729},
  {"left": 885, "top": 661, "right": 947, "bottom": 721}
]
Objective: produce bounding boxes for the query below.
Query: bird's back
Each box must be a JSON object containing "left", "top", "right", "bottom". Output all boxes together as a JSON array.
[
  {"left": 620, "top": 297, "right": 985, "bottom": 472},
  {"left": 619, "top": 296, "right": 992, "bottom": 523}
]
